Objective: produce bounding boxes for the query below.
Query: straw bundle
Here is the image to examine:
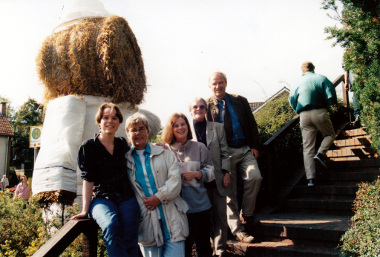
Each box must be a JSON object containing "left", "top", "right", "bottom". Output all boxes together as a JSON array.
[
  {"left": 34, "top": 190, "right": 77, "bottom": 205},
  {"left": 36, "top": 15, "right": 146, "bottom": 106}
]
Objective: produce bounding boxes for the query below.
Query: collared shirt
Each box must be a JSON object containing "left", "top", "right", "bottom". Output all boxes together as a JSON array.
[
  {"left": 131, "top": 144, "right": 170, "bottom": 240},
  {"left": 78, "top": 135, "right": 134, "bottom": 201},
  {"left": 217, "top": 94, "right": 246, "bottom": 147},
  {"left": 289, "top": 72, "right": 337, "bottom": 114}
]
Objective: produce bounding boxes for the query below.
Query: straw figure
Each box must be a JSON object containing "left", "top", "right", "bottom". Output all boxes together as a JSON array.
[{"left": 32, "top": 13, "right": 160, "bottom": 206}]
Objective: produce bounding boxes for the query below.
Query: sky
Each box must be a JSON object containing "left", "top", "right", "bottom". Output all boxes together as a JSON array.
[{"left": 0, "top": 0, "right": 345, "bottom": 126}]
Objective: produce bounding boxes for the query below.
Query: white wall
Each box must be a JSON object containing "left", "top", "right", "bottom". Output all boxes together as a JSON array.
[{"left": 0, "top": 136, "right": 10, "bottom": 177}]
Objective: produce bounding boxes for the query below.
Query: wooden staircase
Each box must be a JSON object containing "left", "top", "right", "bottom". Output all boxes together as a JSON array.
[{"left": 227, "top": 125, "right": 380, "bottom": 257}]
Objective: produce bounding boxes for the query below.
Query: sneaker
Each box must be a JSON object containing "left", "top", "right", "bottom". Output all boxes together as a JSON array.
[
  {"left": 235, "top": 231, "right": 255, "bottom": 243},
  {"left": 314, "top": 153, "right": 328, "bottom": 169},
  {"left": 307, "top": 179, "right": 314, "bottom": 187}
]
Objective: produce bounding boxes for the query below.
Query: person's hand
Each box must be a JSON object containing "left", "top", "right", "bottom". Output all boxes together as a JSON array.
[
  {"left": 345, "top": 82, "right": 349, "bottom": 91},
  {"left": 223, "top": 173, "right": 231, "bottom": 187},
  {"left": 251, "top": 148, "right": 259, "bottom": 159},
  {"left": 71, "top": 211, "right": 89, "bottom": 220},
  {"left": 143, "top": 195, "right": 161, "bottom": 210},
  {"left": 181, "top": 171, "right": 202, "bottom": 181},
  {"left": 154, "top": 142, "right": 168, "bottom": 149}
]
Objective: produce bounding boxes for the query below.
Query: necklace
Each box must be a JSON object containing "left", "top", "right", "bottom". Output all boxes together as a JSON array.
[
  {"left": 195, "top": 127, "right": 206, "bottom": 142},
  {"left": 177, "top": 148, "right": 185, "bottom": 163},
  {"left": 173, "top": 142, "right": 186, "bottom": 163}
]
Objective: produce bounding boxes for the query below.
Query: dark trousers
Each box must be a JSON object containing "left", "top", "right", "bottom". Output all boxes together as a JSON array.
[{"left": 185, "top": 208, "right": 213, "bottom": 257}]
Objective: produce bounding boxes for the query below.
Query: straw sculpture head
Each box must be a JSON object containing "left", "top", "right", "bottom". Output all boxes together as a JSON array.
[{"left": 36, "top": 15, "right": 146, "bottom": 107}]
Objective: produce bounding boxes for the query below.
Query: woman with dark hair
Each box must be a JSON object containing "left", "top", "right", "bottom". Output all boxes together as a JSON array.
[
  {"left": 71, "top": 103, "right": 140, "bottom": 257},
  {"left": 162, "top": 113, "right": 215, "bottom": 257}
]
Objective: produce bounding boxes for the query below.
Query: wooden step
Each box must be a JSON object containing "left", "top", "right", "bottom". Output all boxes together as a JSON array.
[
  {"left": 282, "top": 198, "right": 353, "bottom": 215},
  {"left": 328, "top": 158, "right": 380, "bottom": 169},
  {"left": 341, "top": 128, "right": 367, "bottom": 138},
  {"left": 327, "top": 146, "right": 376, "bottom": 159},
  {"left": 227, "top": 213, "right": 349, "bottom": 257},
  {"left": 333, "top": 135, "right": 372, "bottom": 148},
  {"left": 321, "top": 171, "right": 379, "bottom": 183},
  {"left": 291, "top": 185, "right": 359, "bottom": 199},
  {"left": 227, "top": 241, "right": 340, "bottom": 257}
]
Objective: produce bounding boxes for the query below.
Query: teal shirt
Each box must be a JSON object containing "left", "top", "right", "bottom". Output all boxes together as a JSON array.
[
  {"left": 131, "top": 144, "right": 170, "bottom": 240},
  {"left": 289, "top": 72, "right": 337, "bottom": 114}
]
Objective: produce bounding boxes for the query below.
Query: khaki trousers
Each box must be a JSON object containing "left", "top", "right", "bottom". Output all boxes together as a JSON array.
[
  {"left": 227, "top": 145, "right": 262, "bottom": 234},
  {"left": 300, "top": 108, "right": 335, "bottom": 179}
]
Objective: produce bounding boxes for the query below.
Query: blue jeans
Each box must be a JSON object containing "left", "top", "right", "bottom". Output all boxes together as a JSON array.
[
  {"left": 90, "top": 196, "right": 140, "bottom": 257},
  {"left": 140, "top": 240, "right": 185, "bottom": 257}
]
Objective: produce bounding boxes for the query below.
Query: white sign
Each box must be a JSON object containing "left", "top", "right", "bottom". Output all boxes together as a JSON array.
[{"left": 30, "top": 126, "right": 43, "bottom": 148}]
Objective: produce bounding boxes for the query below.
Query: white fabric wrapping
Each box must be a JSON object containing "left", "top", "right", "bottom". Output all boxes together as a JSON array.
[
  {"left": 32, "top": 95, "right": 161, "bottom": 199},
  {"left": 32, "top": 95, "right": 86, "bottom": 195}
]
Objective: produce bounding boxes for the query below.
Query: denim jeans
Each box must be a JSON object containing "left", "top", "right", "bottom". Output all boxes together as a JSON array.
[
  {"left": 140, "top": 239, "right": 185, "bottom": 257},
  {"left": 90, "top": 196, "right": 140, "bottom": 257}
]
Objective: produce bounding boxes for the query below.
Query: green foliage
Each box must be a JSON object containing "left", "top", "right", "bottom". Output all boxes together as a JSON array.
[
  {"left": 0, "top": 190, "right": 49, "bottom": 256},
  {"left": 0, "top": 191, "right": 107, "bottom": 256},
  {"left": 9, "top": 98, "right": 43, "bottom": 169},
  {"left": 322, "top": 0, "right": 380, "bottom": 150},
  {"left": 254, "top": 95, "right": 298, "bottom": 143},
  {"left": 340, "top": 179, "right": 380, "bottom": 256},
  {"left": 254, "top": 95, "right": 303, "bottom": 193}
]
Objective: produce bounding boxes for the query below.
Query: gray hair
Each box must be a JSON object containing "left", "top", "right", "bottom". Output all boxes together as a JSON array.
[
  {"left": 188, "top": 97, "right": 208, "bottom": 112},
  {"left": 208, "top": 71, "right": 227, "bottom": 84},
  {"left": 125, "top": 112, "right": 150, "bottom": 142}
]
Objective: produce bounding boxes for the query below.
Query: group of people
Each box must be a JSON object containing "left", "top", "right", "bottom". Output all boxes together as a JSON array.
[
  {"left": 72, "top": 71, "right": 263, "bottom": 257},
  {"left": 71, "top": 63, "right": 343, "bottom": 257}
]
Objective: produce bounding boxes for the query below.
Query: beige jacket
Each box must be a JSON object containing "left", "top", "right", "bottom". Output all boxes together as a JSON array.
[
  {"left": 190, "top": 121, "right": 232, "bottom": 196},
  {"left": 126, "top": 143, "right": 189, "bottom": 247}
]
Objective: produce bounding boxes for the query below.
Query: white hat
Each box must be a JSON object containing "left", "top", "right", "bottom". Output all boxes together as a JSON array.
[{"left": 53, "top": 0, "right": 110, "bottom": 33}]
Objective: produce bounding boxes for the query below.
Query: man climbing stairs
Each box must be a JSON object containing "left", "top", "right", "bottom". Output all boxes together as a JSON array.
[{"left": 227, "top": 125, "right": 379, "bottom": 257}]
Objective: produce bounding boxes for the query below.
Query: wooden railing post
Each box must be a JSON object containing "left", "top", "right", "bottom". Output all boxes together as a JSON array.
[
  {"left": 82, "top": 219, "right": 98, "bottom": 257},
  {"left": 32, "top": 219, "right": 98, "bottom": 257}
]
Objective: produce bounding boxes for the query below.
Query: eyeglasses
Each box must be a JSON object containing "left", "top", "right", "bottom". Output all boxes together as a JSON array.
[
  {"left": 192, "top": 105, "right": 205, "bottom": 110},
  {"left": 129, "top": 127, "right": 147, "bottom": 133}
]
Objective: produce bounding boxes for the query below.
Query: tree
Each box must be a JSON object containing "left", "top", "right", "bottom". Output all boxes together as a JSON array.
[
  {"left": 322, "top": 0, "right": 380, "bottom": 150},
  {"left": 10, "top": 98, "right": 44, "bottom": 169}
]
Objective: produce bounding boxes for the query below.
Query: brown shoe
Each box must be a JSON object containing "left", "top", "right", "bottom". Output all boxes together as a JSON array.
[{"left": 235, "top": 231, "right": 254, "bottom": 243}]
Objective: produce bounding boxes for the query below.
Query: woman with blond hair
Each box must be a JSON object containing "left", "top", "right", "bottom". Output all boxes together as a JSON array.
[
  {"left": 162, "top": 113, "right": 214, "bottom": 257},
  {"left": 125, "top": 112, "right": 188, "bottom": 257}
]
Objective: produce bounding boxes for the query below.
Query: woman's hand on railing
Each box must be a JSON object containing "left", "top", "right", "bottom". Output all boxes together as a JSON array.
[{"left": 71, "top": 211, "right": 89, "bottom": 220}]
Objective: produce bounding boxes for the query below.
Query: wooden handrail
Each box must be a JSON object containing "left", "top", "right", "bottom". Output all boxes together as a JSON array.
[{"left": 32, "top": 219, "right": 98, "bottom": 257}]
